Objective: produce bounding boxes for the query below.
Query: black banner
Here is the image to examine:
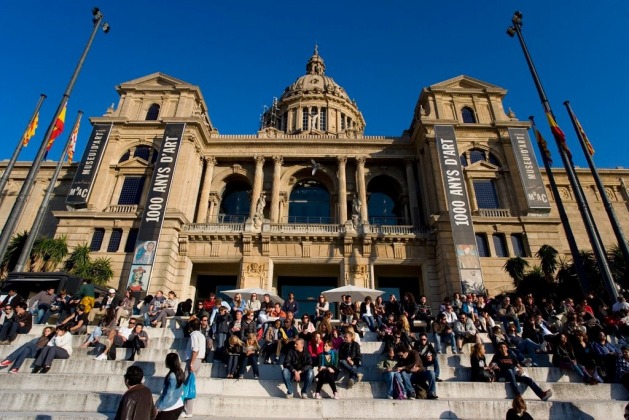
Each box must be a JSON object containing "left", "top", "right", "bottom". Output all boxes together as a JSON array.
[
  {"left": 66, "top": 124, "right": 112, "bottom": 208},
  {"left": 508, "top": 128, "right": 551, "bottom": 213},
  {"left": 434, "top": 125, "right": 485, "bottom": 294},
  {"left": 127, "top": 123, "right": 186, "bottom": 292}
]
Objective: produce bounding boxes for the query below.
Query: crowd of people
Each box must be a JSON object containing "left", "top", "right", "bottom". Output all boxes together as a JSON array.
[{"left": 5, "top": 283, "right": 629, "bottom": 418}]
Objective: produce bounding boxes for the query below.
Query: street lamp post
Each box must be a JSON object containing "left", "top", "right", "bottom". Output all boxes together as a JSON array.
[
  {"left": 507, "top": 11, "right": 618, "bottom": 301},
  {"left": 0, "top": 8, "right": 110, "bottom": 266}
]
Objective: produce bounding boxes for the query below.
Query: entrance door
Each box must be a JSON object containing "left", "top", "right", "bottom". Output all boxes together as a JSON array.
[
  {"left": 196, "top": 275, "right": 237, "bottom": 304},
  {"left": 377, "top": 277, "right": 421, "bottom": 301},
  {"left": 277, "top": 277, "right": 337, "bottom": 317}
]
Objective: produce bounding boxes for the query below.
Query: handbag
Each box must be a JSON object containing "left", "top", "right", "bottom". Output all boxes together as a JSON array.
[{"left": 182, "top": 372, "right": 196, "bottom": 400}]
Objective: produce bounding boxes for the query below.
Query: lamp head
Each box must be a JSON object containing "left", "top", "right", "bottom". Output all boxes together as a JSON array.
[
  {"left": 512, "top": 11, "right": 523, "bottom": 25},
  {"left": 102, "top": 22, "right": 110, "bottom": 33},
  {"left": 506, "top": 27, "right": 516, "bottom": 37}
]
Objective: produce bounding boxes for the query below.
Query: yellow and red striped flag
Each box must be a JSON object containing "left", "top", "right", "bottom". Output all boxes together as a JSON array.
[
  {"left": 22, "top": 113, "right": 39, "bottom": 147},
  {"left": 67, "top": 116, "right": 80, "bottom": 164},
  {"left": 573, "top": 114, "right": 595, "bottom": 157},
  {"left": 545, "top": 112, "right": 572, "bottom": 159},
  {"left": 533, "top": 128, "right": 553, "bottom": 165},
  {"left": 46, "top": 105, "right": 67, "bottom": 152}
]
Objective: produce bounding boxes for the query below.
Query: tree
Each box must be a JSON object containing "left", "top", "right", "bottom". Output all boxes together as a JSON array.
[
  {"left": 1, "top": 231, "right": 28, "bottom": 277},
  {"left": 86, "top": 257, "right": 114, "bottom": 286},
  {"left": 503, "top": 257, "right": 530, "bottom": 288},
  {"left": 63, "top": 244, "right": 91, "bottom": 277},
  {"left": 63, "top": 244, "right": 114, "bottom": 286},
  {"left": 31, "top": 236, "right": 68, "bottom": 272},
  {"left": 535, "top": 244, "right": 559, "bottom": 283},
  {"left": 608, "top": 244, "right": 629, "bottom": 290}
]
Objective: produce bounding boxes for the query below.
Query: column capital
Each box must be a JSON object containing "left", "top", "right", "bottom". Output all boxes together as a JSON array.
[
  {"left": 337, "top": 156, "right": 347, "bottom": 166},
  {"left": 255, "top": 156, "right": 266, "bottom": 165},
  {"left": 404, "top": 157, "right": 416, "bottom": 165},
  {"left": 206, "top": 156, "right": 217, "bottom": 166},
  {"left": 356, "top": 156, "right": 367, "bottom": 166},
  {"left": 272, "top": 156, "right": 284, "bottom": 166}
]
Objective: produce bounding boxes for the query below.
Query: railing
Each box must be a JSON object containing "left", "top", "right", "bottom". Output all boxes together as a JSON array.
[
  {"left": 368, "top": 216, "right": 407, "bottom": 225},
  {"left": 265, "top": 223, "right": 343, "bottom": 234},
  {"left": 372, "top": 225, "right": 430, "bottom": 237},
  {"left": 183, "top": 223, "right": 245, "bottom": 233},
  {"left": 106, "top": 204, "right": 138, "bottom": 213},
  {"left": 217, "top": 214, "right": 248, "bottom": 223},
  {"left": 281, "top": 216, "right": 335, "bottom": 224},
  {"left": 477, "top": 208, "right": 512, "bottom": 218}
]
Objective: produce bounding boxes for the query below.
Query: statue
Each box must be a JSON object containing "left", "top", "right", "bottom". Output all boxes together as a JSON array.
[
  {"left": 352, "top": 194, "right": 362, "bottom": 217},
  {"left": 256, "top": 192, "right": 266, "bottom": 217}
]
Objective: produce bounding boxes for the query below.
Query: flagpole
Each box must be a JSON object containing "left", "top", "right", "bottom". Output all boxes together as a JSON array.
[
  {"left": 14, "top": 111, "right": 83, "bottom": 272},
  {"left": 0, "top": 94, "right": 47, "bottom": 197},
  {"left": 529, "top": 117, "right": 588, "bottom": 291},
  {"left": 0, "top": 8, "right": 109, "bottom": 266},
  {"left": 507, "top": 11, "right": 618, "bottom": 301},
  {"left": 564, "top": 101, "right": 629, "bottom": 264}
]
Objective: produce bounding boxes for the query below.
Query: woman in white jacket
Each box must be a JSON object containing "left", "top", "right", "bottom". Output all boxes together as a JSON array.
[{"left": 32, "top": 324, "right": 73, "bottom": 373}]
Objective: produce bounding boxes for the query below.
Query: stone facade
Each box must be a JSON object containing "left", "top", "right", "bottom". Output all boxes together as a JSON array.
[{"left": 1, "top": 49, "right": 628, "bottom": 308}]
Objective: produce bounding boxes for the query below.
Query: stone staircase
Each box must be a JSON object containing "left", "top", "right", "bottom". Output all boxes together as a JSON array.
[{"left": 0, "top": 321, "right": 626, "bottom": 419}]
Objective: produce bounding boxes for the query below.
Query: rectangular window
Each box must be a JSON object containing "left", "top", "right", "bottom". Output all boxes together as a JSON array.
[
  {"left": 302, "top": 108, "right": 309, "bottom": 130},
  {"left": 511, "top": 234, "right": 528, "bottom": 257},
  {"left": 493, "top": 234, "right": 508, "bottom": 257},
  {"left": 341, "top": 113, "right": 346, "bottom": 130},
  {"left": 90, "top": 228, "right": 105, "bottom": 252},
  {"left": 107, "top": 229, "right": 123, "bottom": 252},
  {"left": 320, "top": 107, "right": 327, "bottom": 131},
  {"left": 476, "top": 234, "right": 490, "bottom": 257},
  {"left": 473, "top": 179, "right": 500, "bottom": 209},
  {"left": 118, "top": 177, "right": 145, "bottom": 205},
  {"left": 124, "top": 228, "right": 139, "bottom": 253}
]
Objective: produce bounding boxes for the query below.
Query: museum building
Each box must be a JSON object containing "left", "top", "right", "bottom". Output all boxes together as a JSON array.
[{"left": 2, "top": 48, "right": 628, "bottom": 312}]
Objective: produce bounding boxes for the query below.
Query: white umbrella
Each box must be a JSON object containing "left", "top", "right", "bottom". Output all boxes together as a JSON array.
[
  {"left": 321, "top": 285, "right": 384, "bottom": 302},
  {"left": 222, "top": 287, "right": 284, "bottom": 305}
]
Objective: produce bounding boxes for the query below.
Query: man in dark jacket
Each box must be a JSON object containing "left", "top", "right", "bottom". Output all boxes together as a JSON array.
[
  {"left": 338, "top": 331, "right": 363, "bottom": 387},
  {"left": 397, "top": 345, "right": 438, "bottom": 399},
  {"left": 115, "top": 366, "right": 156, "bottom": 420},
  {"left": 0, "top": 290, "right": 23, "bottom": 309},
  {"left": 282, "top": 338, "right": 314, "bottom": 398}
]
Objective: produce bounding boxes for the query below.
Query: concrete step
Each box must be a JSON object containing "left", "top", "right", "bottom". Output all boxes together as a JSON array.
[
  {"left": 2, "top": 370, "right": 622, "bottom": 400},
  {"left": 0, "top": 413, "right": 110, "bottom": 420},
  {"left": 0, "top": 391, "right": 623, "bottom": 419}
]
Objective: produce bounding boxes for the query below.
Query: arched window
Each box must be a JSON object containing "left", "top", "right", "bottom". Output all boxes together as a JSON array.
[
  {"left": 470, "top": 149, "right": 485, "bottom": 164},
  {"left": 146, "top": 103, "right": 160, "bottom": 121},
  {"left": 461, "top": 107, "right": 476, "bottom": 123},
  {"left": 288, "top": 179, "right": 330, "bottom": 223},
  {"left": 367, "top": 175, "right": 404, "bottom": 225},
  {"left": 460, "top": 148, "right": 502, "bottom": 168},
  {"left": 219, "top": 179, "right": 251, "bottom": 223}
]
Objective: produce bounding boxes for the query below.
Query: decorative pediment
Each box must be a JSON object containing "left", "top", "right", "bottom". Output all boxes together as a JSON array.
[
  {"left": 466, "top": 160, "right": 500, "bottom": 171},
  {"left": 117, "top": 72, "right": 192, "bottom": 90},
  {"left": 429, "top": 75, "right": 506, "bottom": 93}
]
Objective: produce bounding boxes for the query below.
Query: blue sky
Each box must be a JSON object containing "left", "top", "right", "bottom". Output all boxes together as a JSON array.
[{"left": 1, "top": 1, "right": 627, "bottom": 169}]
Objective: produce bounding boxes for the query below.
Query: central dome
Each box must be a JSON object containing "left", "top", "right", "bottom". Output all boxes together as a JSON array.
[{"left": 260, "top": 47, "right": 365, "bottom": 137}]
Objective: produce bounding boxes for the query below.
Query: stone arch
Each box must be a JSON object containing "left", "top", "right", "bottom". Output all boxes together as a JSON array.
[
  {"left": 218, "top": 174, "right": 253, "bottom": 223},
  {"left": 366, "top": 174, "right": 406, "bottom": 225}
]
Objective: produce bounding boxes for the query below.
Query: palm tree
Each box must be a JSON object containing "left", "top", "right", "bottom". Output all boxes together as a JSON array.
[
  {"left": 535, "top": 244, "right": 559, "bottom": 283},
  {"left": 1, "top": 231, "right": 28, "bottom": 276},
  {"left": 503, "top": 257, "right": 530, "bottom": 288},
  {"left": 86, "top": 257, "right": 114, "bottom": 286},
  {"left": 608, "top": 244, "right": 629, "bottom": 289},
  {"left": 31, "top": 236, "right": 69, "bottom": 272},
  {"left": 63, "top": 244, "right": 91, "bottom": 277}
]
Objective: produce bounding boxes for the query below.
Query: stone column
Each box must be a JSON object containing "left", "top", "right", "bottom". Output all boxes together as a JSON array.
[
  {"left": 270, "top": 156, "right": 283, "bottom": 223},
  {"left": 405, "top": 158, "right": 420, "bottom": 226},
  {"left": 101, "top": 228, "right": 113, "bottom": 252},
  {"left": 195, "top": 157, "right": 217, "bottom": 223},
  {"left": 249, "top": 156, "right": 265, "bottom": 218},
  {"left": 337, "top": 157, "right": 348, "bottom": 223},
  {"left": 356, "top": 156, "right": 368, "bottom": 222}
]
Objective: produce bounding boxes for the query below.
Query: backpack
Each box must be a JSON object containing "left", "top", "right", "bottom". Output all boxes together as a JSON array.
[{"left": 393, "top": 375, "right": 407, "bottom": 400}]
